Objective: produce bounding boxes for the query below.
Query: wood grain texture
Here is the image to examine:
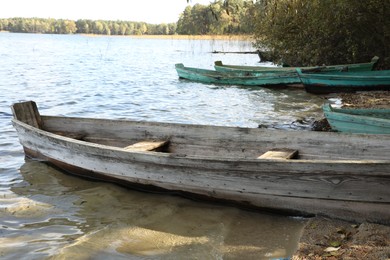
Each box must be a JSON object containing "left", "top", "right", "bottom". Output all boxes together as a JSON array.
[
  {"left": 258, "top": 148, "right": 299, "bottom": 159},
  {"left": 11, "top": 101, "right": 42, "bottom": 129},
  {"left": 124, "top": 140, "right": 169, "bottom": 152},
  {"left": 11, "top": 101, "right": 390, "bottom": 224}
]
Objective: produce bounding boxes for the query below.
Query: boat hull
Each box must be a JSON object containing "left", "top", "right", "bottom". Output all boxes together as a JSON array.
[
  {"left": 11, "top": 102, "right": 390, "bottom": 224},
  {"left": 175, "top": 63, "right": 301, "bottom": 86},
  {"left": 297, "top": 69, "right": 390, "bottom": 94},
  {"left": 214, "top": 57, "right": 378, "bottom": 74},
  {"left": 323, "top": 104, "right": 390, "bottom": 134}
]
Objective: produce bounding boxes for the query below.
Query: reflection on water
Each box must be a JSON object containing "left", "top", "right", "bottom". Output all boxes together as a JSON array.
[{"left": 0, "top": 161, "right": 306, "bottom": 259}]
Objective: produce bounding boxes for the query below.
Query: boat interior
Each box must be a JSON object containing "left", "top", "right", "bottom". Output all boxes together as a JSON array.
[
  {"left": 40, "top": 115, "right": 390, "bottom": 161},
  {"left": 12, "top": 101, "right": 390, "bottom": 161}
]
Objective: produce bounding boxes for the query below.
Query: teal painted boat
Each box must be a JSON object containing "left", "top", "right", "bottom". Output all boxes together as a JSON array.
[
  {"left": 175, "top": 63, "right": 301, "bottom": 86},
  {"left": 323, "top": 103, "right": 390, "bottom": 134},
  {"left": 297, "top": 69, "right": 390, "bottom": 94},
  {"left": 214, "top": 56, "right": 379, "bottom": 74}
]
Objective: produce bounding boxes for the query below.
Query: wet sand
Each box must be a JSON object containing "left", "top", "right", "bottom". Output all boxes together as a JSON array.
[
  {"left": 296, "top": 91, "right": 390, "bottom": 259},
  {"left": 340, "top": 91, "right": 390, "bottom": 109},
  {"left": 293, "top": 217, "right": 390, "bottom": 259}
]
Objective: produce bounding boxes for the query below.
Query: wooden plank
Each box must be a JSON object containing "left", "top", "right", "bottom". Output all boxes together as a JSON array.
[
  {"left": 12, "top": 112, "right": 390, "bottom": 224},
  {"left": 52, "top": 131, "right": 87, "bottom": 140},
  {"left": 258, "top": 148, "right": 298, "bottom": 159},
  {"left": 124, "top": 140, "right": 169, "bottom": 152},
  {"left": 41, "top": 115, "right": 390, "bottom": 160},
  {"left": 11, "top": 101, "right": 42, "bottom": 129}
]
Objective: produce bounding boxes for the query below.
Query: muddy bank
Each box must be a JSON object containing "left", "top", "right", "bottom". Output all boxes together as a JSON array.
[
  {"left": 292, "top": 217, "right": 390, "bottom": 259},
  {"left": 340, "top": 91, "right": 390, "bottom": 109},
  {"left": 294, "top": 91, "right": 390, "bottom": 259}
]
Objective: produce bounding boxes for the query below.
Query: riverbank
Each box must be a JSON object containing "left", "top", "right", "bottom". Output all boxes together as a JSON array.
[
  {"left": 293, "top": 217, "right": 390, "bottom": 259},
  {"left": 1, "top": 31, "right": 253, "bottom": 41},
  {"left": 295, "top": 91, "right": 390, "bottom": 259},
  {"left": 340, "top": 91, "right": 390, "bottom": 109}
]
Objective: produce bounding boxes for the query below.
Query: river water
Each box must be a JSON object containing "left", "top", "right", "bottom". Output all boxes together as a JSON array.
[{"left": 0, "top": 33, "right": 325, "bottom": 259}]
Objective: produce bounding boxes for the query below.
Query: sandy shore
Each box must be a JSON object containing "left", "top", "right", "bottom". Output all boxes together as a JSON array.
[
  {"left": 292, "top": 217, "right": 390, "bottom": 259},
  {"left": 339, "top": 91, "right": 390, "bottom": 109},
  {"left": 296, "top": 91, "right": 390, "bottom": 259}
]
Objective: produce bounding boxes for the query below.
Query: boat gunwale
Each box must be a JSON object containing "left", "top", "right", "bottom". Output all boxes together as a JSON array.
[
  {"left": 10, "top": 101, "right": 390, "bottom": 224},
  {"left": 12, "top": 117, "right": 390, "bottom": 171},
  {"left": 296, "top": 68, "right": 390, "bottom": 80},
  {"left": 324, "top": 103, "right": 390, "bottom": 121},
  {"left": 215, "top": 58, "right": 378, "bottom": 73},
  {"left": 175, "top": 63, "right": 297, "bottom": 79}
]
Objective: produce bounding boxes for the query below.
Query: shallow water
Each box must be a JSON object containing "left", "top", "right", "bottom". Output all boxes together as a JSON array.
[{"left": 0, "top": 33, "right": 324, "bottom": 259}]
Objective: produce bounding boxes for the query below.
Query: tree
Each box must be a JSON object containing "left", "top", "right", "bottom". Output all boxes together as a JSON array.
[
  {"left": 76, "top": 19, "right": 90, "bottom": 34},
  {"left": 177, "top": 6, "right": 194, "bottom": 34},
  {"left": 252, "top": 0, "right": 390, "bottom": 67},
  {"left": 177, "top": 1, "right": 252, "bottom": 35}
]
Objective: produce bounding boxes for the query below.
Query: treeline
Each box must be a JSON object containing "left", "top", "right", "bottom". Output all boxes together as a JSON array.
[
  {"left": 0, "top": 18, "right": 177, "bottom": 35},
  {"left": 0, "top": 0, "right": 254, "bottom": 36},
  {"left": 1, "top": 0, "right": 388, "bottom": 68},
  {"left": 251, "top": 0, "right": 390, "bottom": 67},
  {"left": 177, "top": 0, "right": 254, "bottom": 34}
]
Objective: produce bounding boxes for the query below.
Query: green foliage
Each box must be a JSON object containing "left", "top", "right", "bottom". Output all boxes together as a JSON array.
[
  {"left": 252, "top": 0, "right": 390, "bottom": 67},
  {"left": 0, "top": 1, "right": 253, "bottom": 36},
  {"left": 0, "top": 18, "right": 177, "bottom": 36},
  {"left": 177, "top": 0, "right": 254, "bottom": 35}
]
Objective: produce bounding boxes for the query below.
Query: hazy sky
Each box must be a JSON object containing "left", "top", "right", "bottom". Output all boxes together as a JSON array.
[{"left": 0, "top": 0, "right": 211, "bottom": 24}]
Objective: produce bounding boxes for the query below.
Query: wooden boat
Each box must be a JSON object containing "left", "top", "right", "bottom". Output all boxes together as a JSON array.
[
  {"left": 175, "top": 63, "right": 301, "bottom": 86},
  {"left": 12, "top": 101, "right": 390, "bottom": 224},
  {"left": 323, "top": 103, "right": 390, "bottom": 134},
  {"left": 214, "top": 56, "right": 379, "bottom": 74},
  {"left": 296, "top": 68, "right": 390, "bottom": 94}
]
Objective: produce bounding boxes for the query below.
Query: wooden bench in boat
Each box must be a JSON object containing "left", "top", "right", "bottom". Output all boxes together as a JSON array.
[
  {"left": 258, "top": 148, "right": 298, "bottom": 160},
  {"left": 124, "top": 140, "right": 169, "bottom": 152}
]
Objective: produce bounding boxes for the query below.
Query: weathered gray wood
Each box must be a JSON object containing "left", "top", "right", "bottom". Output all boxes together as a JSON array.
[
  {"left": 52, "top": 131, "right": 86, "bottom": 140},
  {"left": 124, "top": 140, "right": 169, "bottom": 152},
  {"left": 11, "top": 101, "right": 390, "bottom": 224},
  {"left": 41, "top": 115, "right": 390, "bottom": 160},
  {"left": 11, "top": 101, "right": 42, "bottom": 129},
  {"left": 258, "top": 148, "right": 298, "bottom": 159}
]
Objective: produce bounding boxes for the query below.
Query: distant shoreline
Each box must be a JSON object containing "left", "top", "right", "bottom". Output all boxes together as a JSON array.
[
  {"left": 0, "top": 31, "right": 253, "bottom": 41},
  {"left": 112, "top": 34, "right": 253, "bottom": 41}
]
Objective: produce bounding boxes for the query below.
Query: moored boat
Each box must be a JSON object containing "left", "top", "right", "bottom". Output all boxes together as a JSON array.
[
  {"left": 323, "top": 103, "right": 390, "bottom": 134},
  {"left": 11, "top": 101, "right": 390, "bottom": 224},
  {"left": 175, "top": 63, "right": 301, "bottom": 86},
  {"left": 296, "top": 68, "right": 390, "bottom": 94},
  {"left": 214, "top": 56, "right": 379, "bottom": 74}
]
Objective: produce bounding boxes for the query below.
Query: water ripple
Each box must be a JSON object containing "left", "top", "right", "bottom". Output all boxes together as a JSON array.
[{"left": 0, "top": 33, "right": 314, "bottom": 259}]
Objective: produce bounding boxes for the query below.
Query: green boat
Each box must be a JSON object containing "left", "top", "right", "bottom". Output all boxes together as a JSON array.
[
  {"left": 297, "top": 68, "right": 390, "bottom": 94},
  {"left": 175, "top": 63, "right": 301, "bottom": 86},
  {"left": 214, "top": 56, "right": 379, "bottom": 74},
  {"left": 323, "top": 103, "right": 390, "bottom": 134}
]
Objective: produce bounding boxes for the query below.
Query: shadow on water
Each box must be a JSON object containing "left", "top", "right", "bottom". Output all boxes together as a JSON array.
[{"left": 1, "top": 160, "right": 307, "bottom": 259}]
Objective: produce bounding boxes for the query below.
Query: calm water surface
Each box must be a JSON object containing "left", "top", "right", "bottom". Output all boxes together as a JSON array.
[{"left": 0, "top": 33, "right": 325, "bottom": 259}]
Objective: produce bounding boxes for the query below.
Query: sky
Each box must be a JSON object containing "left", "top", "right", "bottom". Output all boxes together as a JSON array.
[{"left": 0, "top": 0, "right": 211, "bottom": 24}]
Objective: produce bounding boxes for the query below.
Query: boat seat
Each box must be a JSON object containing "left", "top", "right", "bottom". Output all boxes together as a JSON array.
[
  {"left": 124, "top": 140, "right": 169, "bottom": 152},
  {"left": 258, "top": 148, "right": 298, "bottom": 159}
]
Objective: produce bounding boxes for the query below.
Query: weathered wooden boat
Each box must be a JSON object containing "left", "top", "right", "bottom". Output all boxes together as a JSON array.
[
  {"left": 297, "top": 68, "right": 390, "bottom": 94},
  {"left": 214, "top": 56, "right": 379, "bottom": 74},
  {"left": 12, "top": 101, "right": 390, "bottom": 224},
  {"left": 323, "top": 103, "right": 390, "bottom": 134},
  {"left": 175, "top": 63, "right": 301, "bottom": 86}
]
